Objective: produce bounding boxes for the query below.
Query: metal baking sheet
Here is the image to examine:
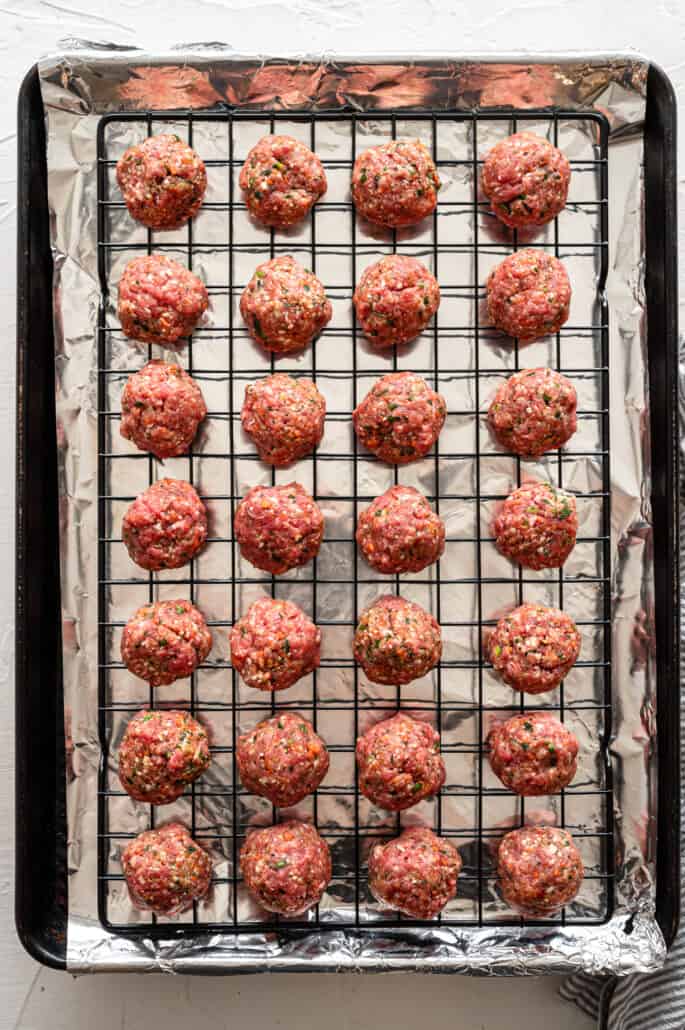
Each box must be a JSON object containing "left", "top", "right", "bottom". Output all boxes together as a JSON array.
[{"left": 35, "top": 46, "right": 670, "bottom": 974}]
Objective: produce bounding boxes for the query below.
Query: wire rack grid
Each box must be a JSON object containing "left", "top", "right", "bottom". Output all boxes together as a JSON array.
[{"left": 96, "top": 105, "right": 613, "bottom": 936}]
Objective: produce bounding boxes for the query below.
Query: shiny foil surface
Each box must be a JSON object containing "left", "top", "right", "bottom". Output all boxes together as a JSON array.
[{"left": 38, "top": 46, "right": 665, "bottom": 974}]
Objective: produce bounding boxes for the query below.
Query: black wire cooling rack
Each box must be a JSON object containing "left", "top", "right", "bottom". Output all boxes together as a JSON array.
[{"left": 96, "top": 106, "right": 613, "bottom": 935}]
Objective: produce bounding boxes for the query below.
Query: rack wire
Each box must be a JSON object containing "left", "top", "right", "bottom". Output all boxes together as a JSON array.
[{"left": 96, "top": 106, "right": 613, "bottom": 935}]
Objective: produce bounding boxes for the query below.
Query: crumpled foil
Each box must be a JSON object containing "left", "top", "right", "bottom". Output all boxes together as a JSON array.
[{"left": 38, "top": 45, "right": 667, "bottom": 974}]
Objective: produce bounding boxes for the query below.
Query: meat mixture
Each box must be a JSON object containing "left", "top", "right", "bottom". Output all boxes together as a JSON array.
[
  {"left": 488, "top": 602, "right": 581, "bottom": 694},
  {"left": 118, "top": 709, "right": 211, "bottom": 804},
  {"left": 481, "top": 131, "right": 571, "bottom": 229},
  {"left": 356, "top": 712, "right": 445, "bottom": 811},
  {"left": 497, "top": 825, "right": 584, "bottom": 917},
  {"left": 116, "top": 133, "right": 207, "bottom": 230},
  {"left": 486, "top": 250, "right": 571, "bottom": 341},
  {"left": 236, "top": 711, "right": 330, "bottom": 807},
  {"left": 240, "top": 820, "right": 331, "bottom": 916},
  {"left": 488, "top": 712, "right": 579, "bottom": 795},
  {"left": 120, "top": 359, "right": 207, "bottom": 460},
  {"left": 118, "top": 254, "right": 208, "bottom": 347},
  {"left": 230, "top": 597, "right": 321, "bottom": 692},
  {"left": 122, "top": 822, "right": 212, "bottom": 915},
  {"left": 234, "top": 482, "right": 324, "bottom": 575},
  {"left": 239, "top": 134, "right": 327, "bottom": 229},
  {"left": 241, "top": 373, "right": 326, "bottom": 466},
  {"left": 493, "top": 480, "right": 577, "bottom": 570},
  {"left": 356, "top": 485, "right": 445, "bottom": 575},
  {"left": 353, "top": 255, "right": 440, "bottom": 348},
  {"left": 351, "top": 140, "right": 441, "bottom": 228},
  {"left": 368, "top": 826, "right": 461, "bottom": 919},
  {"left": 353, "top": 372, "right": 446, "bottom": 465},
  {"left": 240, "top": 256, "right": 332, "bottom": 355},
  {"left": 121, "top": 599, "right": 212, "bottom": 687},
  {"left": 488, "top": 367, "right": 577, "bottom": 457},
  {"left": 122, "top": 478, "right": 208, "bottom": 571},
  {"left": 354, "top": 594, "right": 442, "bottom": 686}
]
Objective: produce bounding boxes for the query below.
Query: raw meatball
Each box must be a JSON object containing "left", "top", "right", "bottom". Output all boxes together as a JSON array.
[
  {"left": 356, "top": 485, "right": 445, "bottom": 575},
  {"left": 239, "top": 134, "right": 327, "bottom": 229},
  {"left": 120, "top": 360, "right": 207, "bottom": 460},
  {"left": 368, "top": 827, "right": 461, "bottom": 919},
  {"left": 353, "top": 372, "right": 446, "bottom": 464},
  {"left": 356, "top": 712, "right": 445, "bottom": 811},
  {"left": 497, "top": 825, "right": 584, "bottom": 917},
  {"left": 116, "top": 134, "right": 207, "bottom": 230},
  {"left": 353, "top": 255, "right": 440, "bottom": 348},
  {"left": 486, "top": 250, "right": 571, "bottom": 341},
  {"left": 351, "top": 140, "right": 440, "bottom": 228},
  {"left": 236, "top": 712, "right": 329, "bottom": 807},
  {"left": 121, "top": 599, "right": 212, "bottom": 687},
  {"left": 230, "top": 597, "right": 320, "bottom": 691},
  {"left": 122, "top": 478, "right": 207, "bottom": 571},
  {"left": 240, "top": 256, "right": 331, "bottom": 354},
  {"left": 488, "top": 367, "right": 577, "bottom": 457},
  {"left": 118, "top": 709, "right": 211, "bottom": 804},
  {"left": 241, "top": 373, "right": 326, "bottom": 466},
  {"left": 240, "top": 820, "right": 331, "bottom": 916},
  {"left": 488, "top": 603, "right": 581, "bottom": 694},
  {"left": 234, "top": 483, "right": 324, "bottom": 575},
  {"left": 488, "top": 712, "right": 579, "bottom": 795},
  {"left": 492, "top": 480, "right": 578, "bottom": 570},
  {"left": 122, "top": 823, "right": 212, "bottom": 915},
  {"left": 481, "top": 132, "right": 571, "bottom": 229},
  {"left": 354, "top": 595, "right": 442, "bottom": 686},
  {"left": 118, "top": 254, "right": 208, "bottom": 346}
]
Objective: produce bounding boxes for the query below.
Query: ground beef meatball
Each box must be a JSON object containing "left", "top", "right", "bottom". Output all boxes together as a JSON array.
[
  {"left": 234, "top": 483, "right": 324, "bottom": 575},
  {"left": 236, "top": 712, "right": 329, "bottom": 807},
  {"left": 354, "top": 595, "right": 442, "bottom": 686},
  {"left": 240, "top": 820, "right": 331, "bottom": 916},
  {"left": 122, "top": 478, "right": 207, "bottom": 571},
  {"left": 353, "top": 255, "right": 440, "bottom": 348},
  {"left": 481, "top": 132, "right": 571, "bottom": 229},
  {"left": 497, "top": 825, "right": 584, "bottom": 917},
  {"left": 121, "top": 599, "right": 212, "bottom": 687},
  {"left": 239, "top": 134, "right": 327, "bottom": 229},
  {"left": 486, "top": 250, "right": 571, "bottom": 341},
  {"left": 368, "top": 827, "right": 461, "bottom": 919},
  {"left": 356, "top": 712, "right": 445, "bottom": 811},
  {"left": 241, "top": 373, "right": 326, "bottom": 466},
  {"left": 230, "top": 598, "right": 321, "bottom": 692},
  {"left": 240, "top": 256, "right": 331, "bottom": 355},
  {"left": 492, "top": 480, "right": 578, "bottom": 570},
  {"left": 488, "top": 712, "right": 579, "bottom": 795},
  {"left": 118, "top": 255, "right": 208, "bottom": 346},
  {"left": 351, "top": 140, "right": 441, "bottom": 228},
  {"left": 116, "top": 134, "right": 207, "bottom": 230},
  {"left": 488, "top": 603, "right": 581, "bottom": 694},
  {"left": 356, "top": 485, "right": 445, "bottom": 575},
  {"left": 353, "top": 372, "right": 446, "bottom": 465},
  {"left": 122, "top": 823, "right": 212, "bottom": 915},
  {"left": 488, "top": 367, "right": 577, "bottom": 457},
  {"left": 118, "top": 709, "right": 211, "bottom": 804},
  {"left": 120, "top": 360, "right": 207, "bottom": 460}
]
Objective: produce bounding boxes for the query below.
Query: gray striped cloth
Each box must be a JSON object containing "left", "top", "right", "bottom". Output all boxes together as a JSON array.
[{"left": 560, "top": 470, "right": 685, "bottom": 1028}]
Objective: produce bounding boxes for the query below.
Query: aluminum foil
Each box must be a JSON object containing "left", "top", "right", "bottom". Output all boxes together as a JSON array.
[{"left": 37, "top": 45, "right": 666, "bottom": 974}]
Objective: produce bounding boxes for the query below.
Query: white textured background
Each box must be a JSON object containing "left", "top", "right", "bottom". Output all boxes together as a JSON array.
[{"left": 3, "top": 3, "right": 683, "bottom": 1028}]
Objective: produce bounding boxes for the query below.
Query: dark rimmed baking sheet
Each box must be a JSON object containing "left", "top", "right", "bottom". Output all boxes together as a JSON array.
[{"left": 16, "top": 50, "right": 679, "bottom": 974}]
